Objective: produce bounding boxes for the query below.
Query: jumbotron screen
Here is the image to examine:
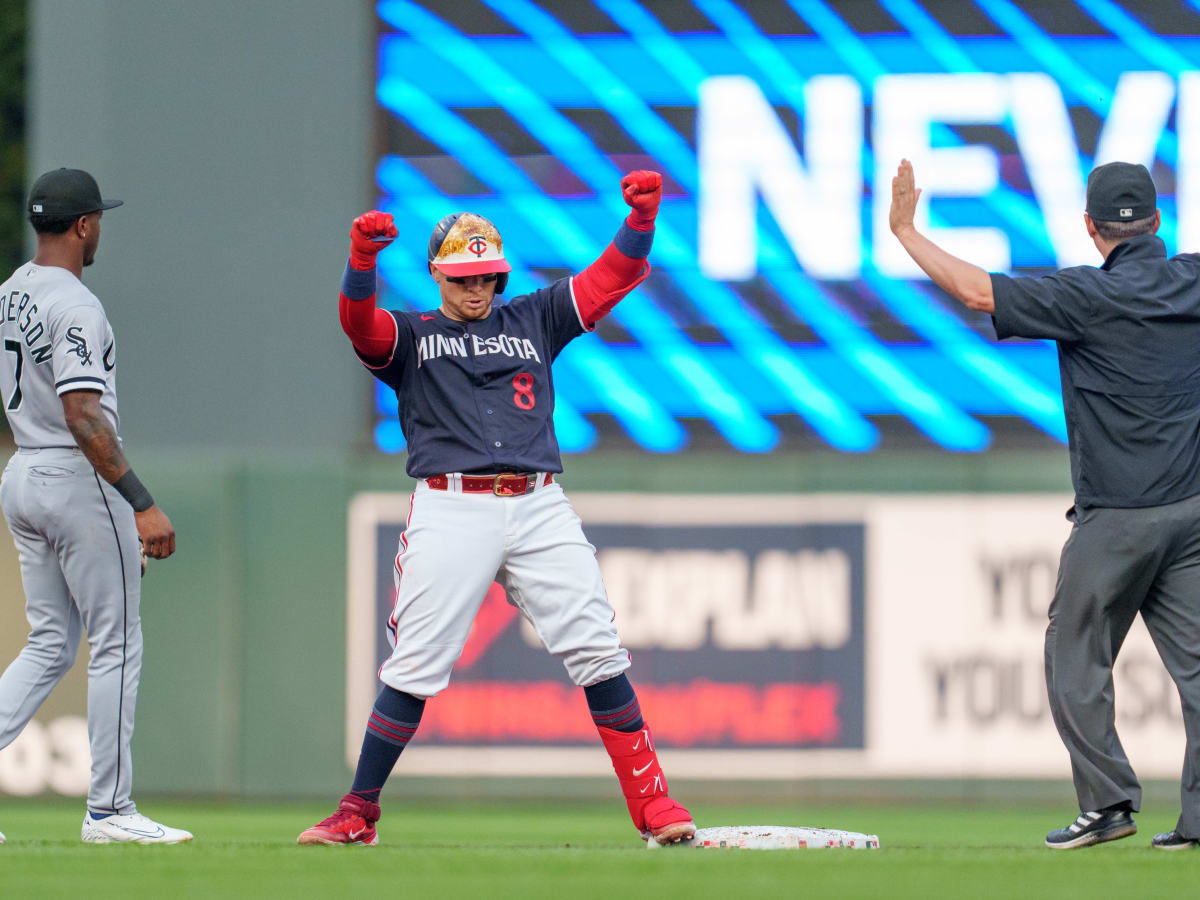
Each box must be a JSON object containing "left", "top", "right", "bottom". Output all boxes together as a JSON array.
[{"left": 371, "top": 0, "right": 1199, "bottom": 454}]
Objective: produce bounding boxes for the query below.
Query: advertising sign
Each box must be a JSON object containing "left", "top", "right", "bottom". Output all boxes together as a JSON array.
[
  {"left": 866, "top": 497, "right": 1183, "bottom": 778},
  {"left": 348, "top": 492, "right": 1186, "bottom": 780}
]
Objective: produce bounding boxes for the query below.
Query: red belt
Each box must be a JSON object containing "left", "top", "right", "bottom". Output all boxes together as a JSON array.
[{"left": 425, "top": 472, "right": 552, "bottom": 496}]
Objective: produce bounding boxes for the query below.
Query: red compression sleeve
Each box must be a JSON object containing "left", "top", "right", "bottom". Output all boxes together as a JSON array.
[
  {"left": 339, "top": 263, "right": 396, "bottom": 363},
  {"left": 572, "top": 219, "right": 653, "bottom": 329}
]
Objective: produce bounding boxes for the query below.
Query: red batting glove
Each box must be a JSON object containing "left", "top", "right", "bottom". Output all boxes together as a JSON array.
[
  {"left": 621, "top": 170, "right": 662, "bottom": 230},
  {"left": 349, "top": 210, "right": 398, "bottom": 270}
]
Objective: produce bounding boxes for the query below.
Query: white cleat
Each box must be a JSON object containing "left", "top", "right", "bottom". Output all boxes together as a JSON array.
[
  {"left": 0, "top": 829, "right": 6, "bottom": 844},
  {"left": 81, "top": 812, "right": 193, "bottom": 844}
]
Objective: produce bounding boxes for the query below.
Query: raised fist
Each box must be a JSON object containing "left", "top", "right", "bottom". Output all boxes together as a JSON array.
[
  {"left": 349, "top": 210, "right": 398, "bottom": 270},
  {"left": 621, "top": 170, "right": 662, "bottom": 228}
]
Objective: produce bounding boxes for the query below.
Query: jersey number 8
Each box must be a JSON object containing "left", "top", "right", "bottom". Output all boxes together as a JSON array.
[{"left": 512, "top": 372, "right": 535, "bottom": 410}]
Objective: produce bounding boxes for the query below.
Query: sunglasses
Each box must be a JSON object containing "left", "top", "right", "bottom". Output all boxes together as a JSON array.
[{"left": 445, "top": 273, "right": 499, "bottom": 285}]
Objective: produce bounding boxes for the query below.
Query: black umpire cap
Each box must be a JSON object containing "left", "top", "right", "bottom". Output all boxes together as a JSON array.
[
  {"left": 27, "top": 168, "right": 123, "bottom": 219},
  {"left": 1085, "top": 162, "right": 1156, "bottom": 223}
]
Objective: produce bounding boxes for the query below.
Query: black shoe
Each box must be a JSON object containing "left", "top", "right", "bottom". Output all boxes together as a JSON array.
[
  {"left": 1045, "top": 810, "right": 1136, "bottom": 849},
  {"left": 1152, "top": 831, "right": 1200, "bottom": 850}
]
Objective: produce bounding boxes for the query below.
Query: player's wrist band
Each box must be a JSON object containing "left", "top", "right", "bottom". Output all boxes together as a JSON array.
[
  {"left": 342, "top": 262, "right": 377, "bottom": 299},
  {"left": 615, "top": 220, "right": 655, "bottom": 257},
  {"left": 114, "top": 470, "right": 155, "bottom": 512}
]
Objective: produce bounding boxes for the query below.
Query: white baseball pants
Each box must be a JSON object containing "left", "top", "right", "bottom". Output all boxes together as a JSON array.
[
  {"left": 380, "top": 479, "right": 629, "bottom": 699},
  {"left": 0, "top": 447, "right": 143, "bottom": 814}
]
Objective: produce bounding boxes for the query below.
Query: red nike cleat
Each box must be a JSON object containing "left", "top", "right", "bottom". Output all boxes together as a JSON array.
[
  {"left": 640, "top": 795, "right": 697, "bottom": 845},
  {"left": 597, "top": 724, "right": 697, "bottom": 845},
  {"left": 297, "top": 794, "right": 380, "bottom": 846}
]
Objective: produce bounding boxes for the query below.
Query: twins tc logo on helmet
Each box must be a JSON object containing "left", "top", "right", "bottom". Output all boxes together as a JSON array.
[
  {"left": 428, "top": 213, "right": 511, "bottom": 275},
  {"left": 427, "top": 211, "right": 513, "bottom": 293}
]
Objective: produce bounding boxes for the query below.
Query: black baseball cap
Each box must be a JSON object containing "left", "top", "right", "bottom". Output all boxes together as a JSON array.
[
  {"left": 1085, "top": 162, "right": 1156, "bottom": 222},
  {"left": 27, "top": 168, "right": 123, "bottom": 219}
]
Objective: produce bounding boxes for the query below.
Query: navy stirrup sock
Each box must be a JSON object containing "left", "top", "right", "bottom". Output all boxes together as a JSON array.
[
  {"left": 584, "top": 673, "right": 644, "bottom": 733},
  {"left": 349, "top": 686, "right": 426, "bottom": 803}
]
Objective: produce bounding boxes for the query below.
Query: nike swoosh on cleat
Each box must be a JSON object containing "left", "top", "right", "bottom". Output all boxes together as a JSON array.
[
  {"left": 347, "top": 828, "right": 367, "bottom": 840},
  {"left": 632, "top": 762, "right": 654, "bottom": 777},
  {"left": 640, "top": 783, "right": 652, "bottom": 794},
  {"left": 632, "top": 739, "right": 642, "bottom": 751},
  {"left": 117, "top": 825, "right": 166, "bottom": 838}
]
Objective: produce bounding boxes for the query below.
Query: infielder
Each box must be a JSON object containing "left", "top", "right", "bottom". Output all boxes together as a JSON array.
[
  {"left": 891, "top": 158, "right": 1200, "bottom": 850},
  {"left": 298, "top": 170, "right": 695, "bottom": 846},
  {"left": 0, "top": 169, "right": 190, "bottom": 844}
]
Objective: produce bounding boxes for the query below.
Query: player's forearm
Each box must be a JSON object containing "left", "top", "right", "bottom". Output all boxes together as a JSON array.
[
  {"left": 63, "top": 395, "right": 158, "bottom": 513},
  {"left": 572, "top": 223, "right": 653, "bottom": 328},
  {"left": 893, "top": 224, "right": 994, "bottom": 313},
  {"left": 63, "top": 399, "right": 131, "bottom": 483},
  {"left": 572, "top": 170, "right": 662, "bottom": 327},
  {"left": 339, "top": 263, "right": 396, "bottom": 360}
]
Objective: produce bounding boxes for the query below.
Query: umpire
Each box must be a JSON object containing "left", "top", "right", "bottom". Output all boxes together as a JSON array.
[{"left": 890, "top": 158, "right": 1200, "bottom": 850}]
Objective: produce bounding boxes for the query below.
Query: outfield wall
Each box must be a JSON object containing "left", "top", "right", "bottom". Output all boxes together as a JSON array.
[
  {"left": 0, "top": 448, "right": 1186, "bottom": 799},
  {"left": 345, "top": 489, "right": 1185, "bottom": 781}
]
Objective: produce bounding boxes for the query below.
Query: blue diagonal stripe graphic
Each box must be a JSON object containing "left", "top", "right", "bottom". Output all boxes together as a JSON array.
[
  {"left": 592, "top": 0, "right": 987, "bottom": 449},
  {"left": 480, "top": 0, "right": 979, "bottom": 448},
  {"left": 973, "top": 0, "right": 1180, "bottom": 175},
  {"left": 775, "top": 0, "right": 1057, "bottom": 257},
  {"left": 685, "top": 0, "right": 1059, "bottom": 441},
  {"left": 374, "top": 77, "right": 777, "bottom": 451},
  {"left": 1075, "top": 0, "right": 1194, "bottom": 76},
  {"left": 379, "top": 0, "right": 875, "bottom": 450}
]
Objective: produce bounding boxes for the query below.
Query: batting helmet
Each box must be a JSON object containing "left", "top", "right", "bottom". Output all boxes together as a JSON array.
[{"left": 427, "top": 212, "right": 511, "bottom": 294}]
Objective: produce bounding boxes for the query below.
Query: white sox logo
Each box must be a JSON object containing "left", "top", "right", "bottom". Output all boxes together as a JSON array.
[
  {"left": 467, "top": 234, "right": 488, "bottom": 257},
  {"left": 65, "top": 327, "right": 92, "bottom": 366}
]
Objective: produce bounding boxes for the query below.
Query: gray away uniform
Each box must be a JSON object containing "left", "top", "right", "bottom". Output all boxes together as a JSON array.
[
  {"left": 0, "top": 262, "right": 143, "bottom": 815},
  {"left": 993, "top": 234, "right": 1200, "bottom": 837}
]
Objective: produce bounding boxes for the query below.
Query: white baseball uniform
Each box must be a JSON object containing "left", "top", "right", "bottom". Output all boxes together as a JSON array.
[
  {"left": 0, "top": 262, "right": 143, "bottom": 816},
  {"left": 347, "top": 261, "right": 636, "bottom": 700}
]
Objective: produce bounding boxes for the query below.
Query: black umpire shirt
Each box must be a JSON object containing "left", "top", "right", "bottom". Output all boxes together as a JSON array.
[{"left": 991, "top": 234, "right": 1200, "bottom": 509}]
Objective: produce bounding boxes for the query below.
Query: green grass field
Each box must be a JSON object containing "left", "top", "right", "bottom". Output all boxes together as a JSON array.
[{"left": 3, "top": 790, "right": 1199, "bottom": 900}]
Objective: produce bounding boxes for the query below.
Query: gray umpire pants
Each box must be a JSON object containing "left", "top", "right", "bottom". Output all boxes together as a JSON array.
[
  {"left": 0, "top": 448, "right": 142, "bottom": 815},
  {"left": 1047, "top": 493, "right": 1200, "bottom": 837}
]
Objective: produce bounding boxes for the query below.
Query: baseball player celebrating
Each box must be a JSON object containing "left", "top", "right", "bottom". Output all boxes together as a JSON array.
[
  {"left": 298, "top": 171, "right": 695, "bottom": 847},
  {"left": 0, "top": 169, "right": 190, "bottom": 844}
]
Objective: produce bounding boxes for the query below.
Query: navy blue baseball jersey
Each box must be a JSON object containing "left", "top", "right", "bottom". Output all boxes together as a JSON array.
[{"left": 348, "top": 271, "right": 584, "bottom": 478}]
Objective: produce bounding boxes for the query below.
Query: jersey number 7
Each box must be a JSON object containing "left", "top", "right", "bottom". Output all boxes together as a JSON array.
[{"left": 4, "top": 340, "right": 23, "bottom": 411}]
